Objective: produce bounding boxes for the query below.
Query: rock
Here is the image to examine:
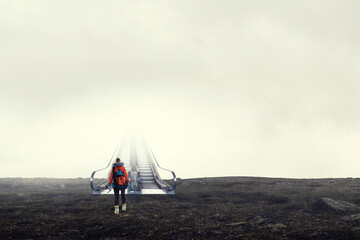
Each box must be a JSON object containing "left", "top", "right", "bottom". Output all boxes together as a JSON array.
[
  {"left": 343, "top": 214, "right": 360, "bottom": 222},
  {"left": 92, "top": 226, "right": 103, "bottom": 230},
  {"left": 247, "top": 215, "right": 266, "bottom": 225},
  {"left": 321, "top": 198, "right": 360, "bottom": 212},
  {"left": 266, "top": 223, "right": 287, "bottom": 232},
  {"left": 210, "top": 230, "right": 222, "bottom": 235},
  {"left": 227, "top": 222, "right": 246, "bottom": 226},
  {"left": 179, "top": 227, "right": 192, "bottom": 232}
]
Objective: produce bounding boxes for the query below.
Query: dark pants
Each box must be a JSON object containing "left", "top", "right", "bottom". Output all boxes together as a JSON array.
[{"left": 114, "top": 185, "right": 126, "bottom": 206}]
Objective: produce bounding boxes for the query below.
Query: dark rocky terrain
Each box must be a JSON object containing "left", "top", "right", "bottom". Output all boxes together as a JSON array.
[{"left": 1, "top": 177, "right": 360, "bottom": 239}]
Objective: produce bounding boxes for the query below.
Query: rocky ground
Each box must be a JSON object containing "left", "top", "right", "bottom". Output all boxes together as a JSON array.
[{"left": 1, "top": 177, "right": 360, "bottom": 239}]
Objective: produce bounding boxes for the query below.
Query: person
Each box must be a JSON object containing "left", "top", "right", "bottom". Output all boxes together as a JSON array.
[{"left": 108, "top": 157, "right": 129, "bottom": 214}]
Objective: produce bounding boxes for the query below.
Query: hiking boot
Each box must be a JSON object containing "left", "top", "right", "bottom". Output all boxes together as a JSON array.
[
  {"left": 122, "top": 203, "right": 126, "bottom": 211},
  {"left": 114, "top": 205, "right": 119, "bottom": 214}
]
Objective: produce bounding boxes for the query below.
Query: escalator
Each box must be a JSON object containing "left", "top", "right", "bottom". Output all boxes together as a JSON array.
[{"left": 90, "top": 134, "right": 176, "bottom": 195}]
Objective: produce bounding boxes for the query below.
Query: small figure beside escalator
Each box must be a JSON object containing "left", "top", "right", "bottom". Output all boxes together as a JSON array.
[{"left": 108, "top": 157, "right": 129, "bottom": 214}]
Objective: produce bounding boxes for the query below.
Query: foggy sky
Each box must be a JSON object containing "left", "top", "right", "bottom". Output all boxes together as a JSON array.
[{"left": 1, "top": 1, "right": 360, "bottom": 178}]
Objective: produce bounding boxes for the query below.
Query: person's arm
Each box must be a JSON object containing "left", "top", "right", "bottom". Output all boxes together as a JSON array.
[{"left": 109, "top": 168, "right": 113, "bottom": 184}]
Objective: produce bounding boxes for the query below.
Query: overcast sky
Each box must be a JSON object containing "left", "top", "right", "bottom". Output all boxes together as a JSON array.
[{"left": 1, "top": 1, "right": 359, "bottom": 179}]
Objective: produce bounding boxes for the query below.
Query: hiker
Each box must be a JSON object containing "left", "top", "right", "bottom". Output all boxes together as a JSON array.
[{"left": 108, "top": 157, "right": 129, "bottom": 214}]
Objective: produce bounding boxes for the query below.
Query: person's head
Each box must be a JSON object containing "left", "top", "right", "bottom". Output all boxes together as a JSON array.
[{"left": 116, "top": 158, "right": 121, "bottom": 163}]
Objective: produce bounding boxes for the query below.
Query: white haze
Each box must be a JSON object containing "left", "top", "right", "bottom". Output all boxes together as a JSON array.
[{"left": 1, "top": 0, "right": 360, "bottom": 179}]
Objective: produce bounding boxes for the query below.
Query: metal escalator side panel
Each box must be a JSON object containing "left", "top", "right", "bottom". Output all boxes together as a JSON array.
[
  {"left": 142, "top": 138, "right": 177, "bottom": 192},
  {"left": 90, "top": 134, "right": 129, "bottom": 195},
  {"left": 139, "top": 138, "right": 173, "bottom": 192}
]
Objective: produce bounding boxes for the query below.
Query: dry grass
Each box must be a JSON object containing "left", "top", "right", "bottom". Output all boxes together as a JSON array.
[{"left": 1, "top": 177, "right": 360, "bottom": 239}]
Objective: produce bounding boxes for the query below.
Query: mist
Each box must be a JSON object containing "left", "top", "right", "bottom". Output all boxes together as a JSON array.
[{"left": 1, "top": 0, "right": 359, "bottom": 179}]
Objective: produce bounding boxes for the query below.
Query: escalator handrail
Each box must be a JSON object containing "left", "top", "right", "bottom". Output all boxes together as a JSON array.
[
  {"left": 148, "top": 145, "right": 177, "bottom": 190},
  {"left": 90, "top": 140, "right": 122, "bottom": 191}
]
